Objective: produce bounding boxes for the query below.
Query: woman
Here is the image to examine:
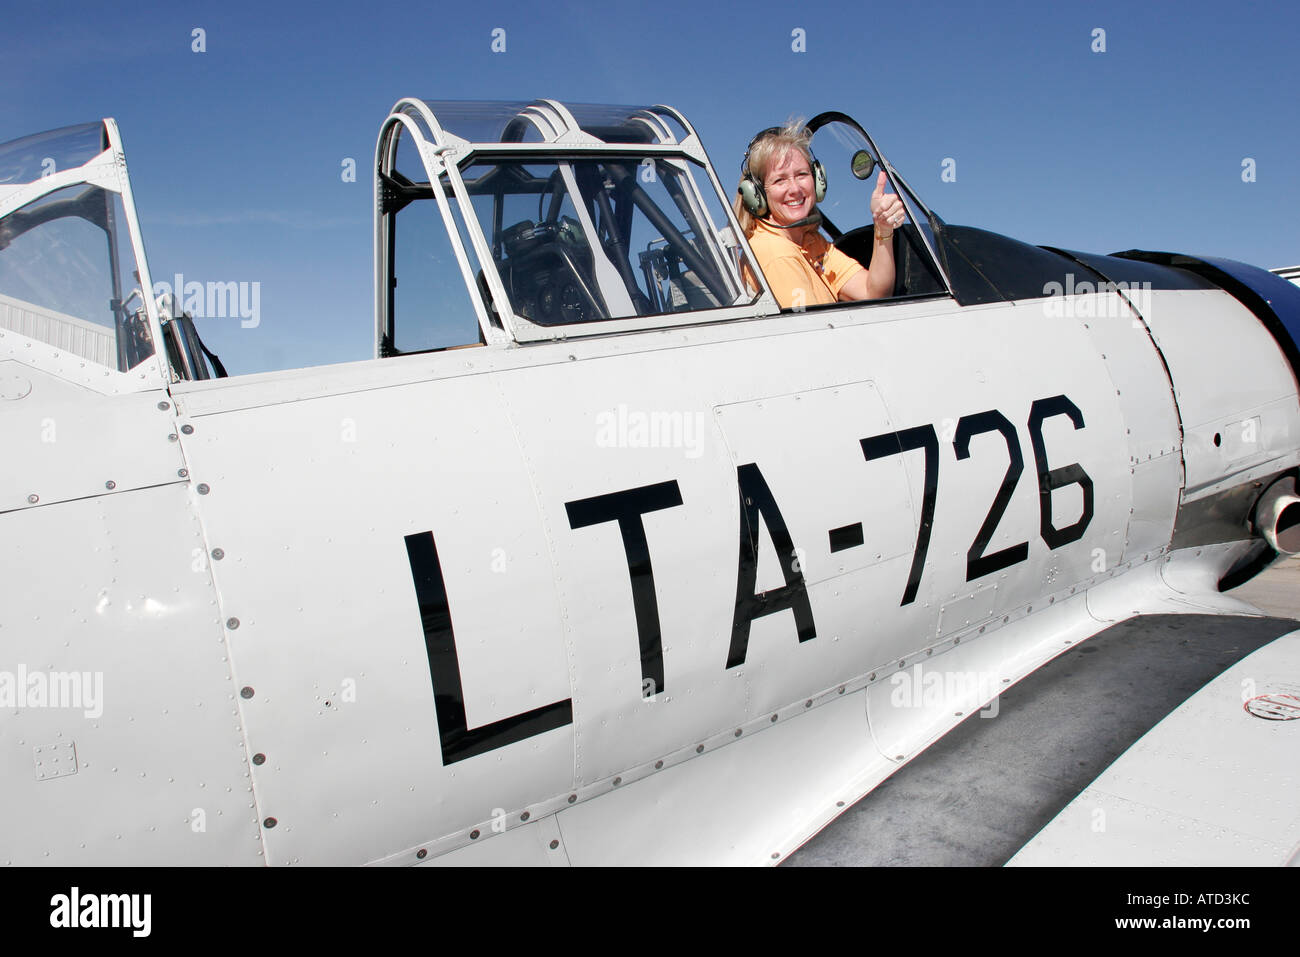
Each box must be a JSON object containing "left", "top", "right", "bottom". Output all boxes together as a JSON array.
[{"left": 735, "top": 121, "right": 905, "bottom": 310}]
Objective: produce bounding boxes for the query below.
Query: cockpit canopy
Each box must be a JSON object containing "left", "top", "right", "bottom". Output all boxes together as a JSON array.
[
  {"left": 374, "top": 98, "right": 770, "bottom": 353},
  {"left": 0, "top": 120, "right": 167, "bottom": 378}
]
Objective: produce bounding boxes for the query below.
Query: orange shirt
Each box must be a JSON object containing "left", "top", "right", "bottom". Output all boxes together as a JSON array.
[{"left": 744, "top": 217, "right": 864, "bottom": 309}]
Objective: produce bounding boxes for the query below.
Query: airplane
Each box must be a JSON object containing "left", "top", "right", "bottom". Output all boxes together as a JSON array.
[{"left": 1, "top": 98, "right": 1297, "bottom": 867}]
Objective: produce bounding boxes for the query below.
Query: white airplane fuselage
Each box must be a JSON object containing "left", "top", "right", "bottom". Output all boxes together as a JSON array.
[{"left": 5, "top": 273, "right": 1296, "bottom": 864}]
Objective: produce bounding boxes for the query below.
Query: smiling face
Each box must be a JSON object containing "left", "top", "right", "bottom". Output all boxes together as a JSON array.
[{"left": 762, "top": 147, "right": 816, "bottom": 227}]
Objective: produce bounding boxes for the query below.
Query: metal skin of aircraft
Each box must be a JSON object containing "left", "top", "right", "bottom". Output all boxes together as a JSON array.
[{"left": 1, "top": 99, "right": 1298, "bottom": 868}]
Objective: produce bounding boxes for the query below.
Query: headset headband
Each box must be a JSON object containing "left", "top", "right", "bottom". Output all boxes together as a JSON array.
[{"left": 740, "top": 127, "right": 785, "bottom": 177}]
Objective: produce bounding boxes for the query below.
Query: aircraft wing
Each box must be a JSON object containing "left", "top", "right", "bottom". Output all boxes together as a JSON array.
[
  {"left": 779, "top": 610, "right": 1297, "bottom": 866},
  {"left": 1009, "top": 619, "right": 1300, "bottom": 867}
]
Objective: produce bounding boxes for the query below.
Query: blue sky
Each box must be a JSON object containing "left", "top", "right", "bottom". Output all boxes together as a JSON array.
[{"left": 3, "top": 0, "right": 1297, "bottom": 374}]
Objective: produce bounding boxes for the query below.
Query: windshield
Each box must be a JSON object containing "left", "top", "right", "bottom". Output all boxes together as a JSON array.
[
  {"left": 460, "top": 154, "right": 756, "bottom": 325},
  {"left": 806, "top": 113, "right": 949, "bottom": 299},
  {"left": 0, "top": 183, "right": 154, "bottom": 370}
]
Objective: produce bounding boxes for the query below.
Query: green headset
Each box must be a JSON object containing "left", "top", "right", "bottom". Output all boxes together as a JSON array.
[{"left": 739, "top": 126, "right": 827, "bottom": 220}]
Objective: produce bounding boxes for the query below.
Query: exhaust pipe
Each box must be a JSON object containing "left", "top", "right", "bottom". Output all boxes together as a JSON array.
[{"left": 1255, "top": 477, "right": 1300, "bottom": 555}]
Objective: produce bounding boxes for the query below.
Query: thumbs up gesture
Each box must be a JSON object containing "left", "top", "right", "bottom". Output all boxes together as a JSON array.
[{"left": 870, "top": 170, "right": 906, "bottom": 236}]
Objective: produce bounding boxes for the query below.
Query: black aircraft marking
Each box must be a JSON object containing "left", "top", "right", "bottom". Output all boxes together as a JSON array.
[
  {"left": 861, "top": 398, "right": 1095, "bottom": 603},
  {"left": 954, "top": 409, "right": 1030, "bottom": 581},
  {"left": 565, "top": 480, "right": 684, "bottom": 698},
  {"left": 402, "top": 394, "right": 1096, "bottom": 763},
  {"left": 728, "top": 462, "right": 817, "bottom": 669},
  {"left": 404, "top": 530, "right": 574, "bottom": 766},
  {"left": 828, "top": 522, "right": 865, "bottom": 553},
  {"left": 861, "top": 425, "right": 939, "bottom": 606},
  {"left": 1028, "top": 395, "right": 1095, "bottom": 548}
]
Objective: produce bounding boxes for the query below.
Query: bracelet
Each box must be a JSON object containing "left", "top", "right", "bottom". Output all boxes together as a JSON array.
[{"left": 874, "top": 228, "right": 893, "bottom": 242}]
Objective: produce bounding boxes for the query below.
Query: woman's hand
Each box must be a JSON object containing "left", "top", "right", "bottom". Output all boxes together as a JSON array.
[{"left": 870, "top": 171, "right": 906, "bottom": 237}]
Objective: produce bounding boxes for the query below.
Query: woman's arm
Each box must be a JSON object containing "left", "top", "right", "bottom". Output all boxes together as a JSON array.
[
  {"left": 836, "top": 171, "right": 904, "bottom": 302},
  {"left": 838, "top": 230, "right": 896, "bottom": 301}
]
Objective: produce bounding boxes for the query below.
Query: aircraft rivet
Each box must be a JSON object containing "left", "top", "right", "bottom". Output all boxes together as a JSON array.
[
  {"left": 177, "top": 468, "right": 188, "bottom": 478},
  {"left": 168, "top": 433, "right": 178, "bottom": 442},
  {"left": 157, "top": 401, "right": 170, "bottom": 411},
  {"left": 770, "top": 714, "right": 778, "bottom": 723},
  {"left": 549, "top": 840, "right": 559, "bottom": 850},
  {"left": 613, "top": 777, "right": 622, "bottom": 786},
  {"left": 771, "top": 852, "right": 780, "bottom": 860},
  {"left": 869, "top": 673, "right": 876, "bottom": 681},
  {"left": 227, "top": 618, "right": 240, "bottom": 630},
  {"left": 211, "top": 548, "right": 225, "bottom": 560},
  {"left": 252, "top": 753, "right": 265, "bottom": 765},
  {"left": 240, "top": 687, "right": 254, "bottom": 699},
  {"left": 805, "top": 700, "right": 812, "bottom": 708},
  {"left": 263, "top": 817, "right": 277, "bottom": 829},
  {"left": 837, "top": 686, "right": 845, "bottom": 695},
  {"left": 27, "top": 494, "right": 37, "bottom": 504},
  {"left": 105, "top": 480, "right": 116, "bottom": 490},
  {"left": 470, "top": 830, "right": 480, "bottom": 840},
  {"left": 655, "top": 761, "right": 663, "bottom": 769},
  {"left": 520, "top": 811, "right": 530, "bottom": 821},
  {"left": 696, "top": 745, "right": 704, "bottom": 754},
  {"left": 417, "top": 848, "right": 427, "bottom": 859},
  {"left": 567, "top": 794, "right": 577, "bottom": 803},
  {"left": 197, "top": 484, "right": 210, "bottom": 495},
  {"left": 734, "top": 729, "right": 742, "bottom": 737},
  {"left": 836, "top": 801, "right": 845, "bottom": 808},
  {"left": 181, "top": 424, "right": 194, "bottom": 435}
]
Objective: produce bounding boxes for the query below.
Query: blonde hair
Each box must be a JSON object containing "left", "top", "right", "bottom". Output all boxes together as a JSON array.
[{"left": 734, "top": 118, "right": 814, "bottom": 237}]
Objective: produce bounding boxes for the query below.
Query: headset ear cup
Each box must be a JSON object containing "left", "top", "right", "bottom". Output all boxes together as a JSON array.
[
  {"left": 739, "top": 177, "right": 768, "bottom": 218},
  {"left": 813, "top": 159, "right": 827, "bottom": 203}
]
